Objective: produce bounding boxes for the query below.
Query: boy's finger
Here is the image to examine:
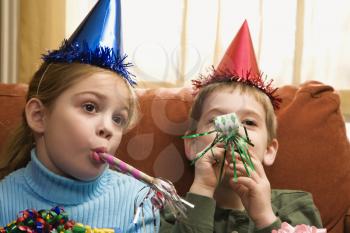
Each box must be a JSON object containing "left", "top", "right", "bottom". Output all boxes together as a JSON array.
[
  {"left": 234, "top": 176, "right": 257, "bottom": 190},
  {"left": 208, "top": 147, "right": 229, "bottom": 167},
  {"left": 227, "top": 164, "right": 244, "bottom": 176},
  {"left": 209, "top": 147, "right": 226, "bottom": 160},
  {"left": 215, "top": 142, "right": 225, "bottom": 148},
  {"left": 234, "top": 163, "right": 259, "bottom": 182},
  {"left": 230, "top": 163, "right": 248, "bottom": 178},
  {"left": 229, "top": 179, "right": 250, "bottom": 196}
]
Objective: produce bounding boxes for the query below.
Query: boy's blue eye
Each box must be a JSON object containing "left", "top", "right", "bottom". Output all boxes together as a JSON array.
[
  {"left": 83, "top": 103, "right": 96, "bottom": 112},
  {"left": 242, "top": 119, "right": 256, "bottom": 126}
]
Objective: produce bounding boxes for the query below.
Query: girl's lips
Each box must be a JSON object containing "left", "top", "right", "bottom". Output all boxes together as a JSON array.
[
  {"left": 93, "top": 147, "right": 107, "bottom": 153},
  {"left": 91, "top": 151, "right": 104, "bottom": 164}
]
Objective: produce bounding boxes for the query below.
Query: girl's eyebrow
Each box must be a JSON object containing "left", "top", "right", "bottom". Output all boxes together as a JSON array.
[
  {"left": 73, "top": 91, "right": 108, "bottom": 100},
  {"left": 74, "top": 91, "right": 130, "bottom": 111}
]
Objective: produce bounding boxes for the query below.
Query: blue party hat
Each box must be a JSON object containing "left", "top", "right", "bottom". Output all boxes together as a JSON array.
[{"left": 42, "top": 0, "right": 136, "bottom": 86}]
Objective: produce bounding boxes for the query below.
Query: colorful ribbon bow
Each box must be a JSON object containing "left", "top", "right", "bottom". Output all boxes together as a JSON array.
[{"left": 0, "top": 207, "right": 79, "bottom": 233}]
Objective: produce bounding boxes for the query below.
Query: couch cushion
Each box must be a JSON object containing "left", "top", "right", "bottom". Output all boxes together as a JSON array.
[
  {"left": 117, "top": 87, "right": 194, "bottom": 195},
  {"left": 0, "top": 84, "right": 28, "bottom": 155},
  {"left": 266, "top": 81, "right": 350, "bottom": 232}
]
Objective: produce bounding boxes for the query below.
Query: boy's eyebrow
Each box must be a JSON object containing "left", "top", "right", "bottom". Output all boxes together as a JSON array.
[
  {"left": 204, "top": 108, "right": 264, "bottom": 121},
  {"left": 236, "top": 109, "right": 264, "bottom": 121},
  {"left": 204, "top": 108, "right": 227, "bottom": 117}
]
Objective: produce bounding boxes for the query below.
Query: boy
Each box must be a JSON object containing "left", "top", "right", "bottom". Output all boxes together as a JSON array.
[{"left": 160, "top": 21, "right": 322, "bottom": 233}]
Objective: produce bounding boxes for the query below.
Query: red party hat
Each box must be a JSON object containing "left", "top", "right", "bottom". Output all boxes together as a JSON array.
[
  {"left": 193, "top": 20, "right": 281, "bottom": 109},
  {"left": 216, "top": 20, "right": 259, "bottom": 78}
]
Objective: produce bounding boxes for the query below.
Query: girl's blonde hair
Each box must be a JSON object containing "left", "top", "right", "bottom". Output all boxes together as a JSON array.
[
  {"left": 188, "top": 81, "right": 277, "bottom": 143},
  {"left": 0, "top": 62, "right": 138, "bottom": 179}
]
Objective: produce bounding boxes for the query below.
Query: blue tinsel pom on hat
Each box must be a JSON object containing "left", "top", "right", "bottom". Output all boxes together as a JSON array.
[{"left": 42, "top": 40, "right": 136, "bottom": 87}]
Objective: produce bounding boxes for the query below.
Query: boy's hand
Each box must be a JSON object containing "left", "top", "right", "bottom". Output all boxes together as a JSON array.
[
  {"left": 189, "top": 144, "right": 227, "bottom": 198},
  {"left": 228, "top": 150, "right": 277, "bottom": 228}
]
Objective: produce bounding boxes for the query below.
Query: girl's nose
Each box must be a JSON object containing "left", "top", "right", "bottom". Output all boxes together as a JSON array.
[
  {"left": 97, "top": 116, "right": 113, "bottom": 140},
  {"left": 98, "top": 128, "right": 112, "bottom": 140}
]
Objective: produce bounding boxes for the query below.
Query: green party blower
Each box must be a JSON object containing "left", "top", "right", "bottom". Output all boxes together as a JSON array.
[{"left": 182, "top": 113, "right": 254, "bottom": 183}]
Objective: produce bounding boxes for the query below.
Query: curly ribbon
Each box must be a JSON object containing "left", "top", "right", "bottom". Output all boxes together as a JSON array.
[{"left": 182, "top": 113, "right": 254, "bottom": 183}]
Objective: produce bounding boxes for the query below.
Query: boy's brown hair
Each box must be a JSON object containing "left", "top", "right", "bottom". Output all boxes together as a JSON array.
[{"left": 188, "top": 81, "right": 277, "bottom": 143}]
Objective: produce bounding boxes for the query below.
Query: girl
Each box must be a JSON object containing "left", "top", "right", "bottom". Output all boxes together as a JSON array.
[
  {"left": 0, "top": 63, "right": 157, "bottom": 233},
  {"left": 0, "top": 0, "right": 159, "bottom": 232}
]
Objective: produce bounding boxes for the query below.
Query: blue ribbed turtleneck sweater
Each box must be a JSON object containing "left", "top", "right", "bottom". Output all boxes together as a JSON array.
[{"left": 0, "top": 150, "right": 159, "bottom": 232}]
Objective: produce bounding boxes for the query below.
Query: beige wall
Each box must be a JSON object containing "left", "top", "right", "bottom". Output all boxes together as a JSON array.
[{"left": 19, "top": 0, "right": 65, "bottom": 83}]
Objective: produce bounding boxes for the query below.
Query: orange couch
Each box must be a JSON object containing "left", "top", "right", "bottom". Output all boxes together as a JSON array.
[{"left": 1, "top": 81, "right": 350, "bottom": 232}]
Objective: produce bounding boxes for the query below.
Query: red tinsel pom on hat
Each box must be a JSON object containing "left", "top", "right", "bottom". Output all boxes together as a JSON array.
[{"left": 192, "top": 20, "right": 281, "bottom": 110}]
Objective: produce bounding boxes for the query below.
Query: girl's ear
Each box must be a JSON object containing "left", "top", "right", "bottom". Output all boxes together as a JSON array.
[
  {"left": 25, "top": 98, "right": 47, "bottom": 134},
  {"left": 263, "top": 138, "right": 278, "bottom": 166}
]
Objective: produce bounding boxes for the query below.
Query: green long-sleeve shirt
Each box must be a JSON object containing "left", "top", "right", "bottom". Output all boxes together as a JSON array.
[{"left": 160, "top": 189, "right": 322, "bottom": 233}]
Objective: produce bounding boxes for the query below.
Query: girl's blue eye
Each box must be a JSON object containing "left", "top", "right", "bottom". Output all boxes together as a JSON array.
[
  {"left": 113, "top": 115, "right": 125, "bottom": 126},
  {"left": 83, "top": 103, "right": 96, "bottom": 113}
]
